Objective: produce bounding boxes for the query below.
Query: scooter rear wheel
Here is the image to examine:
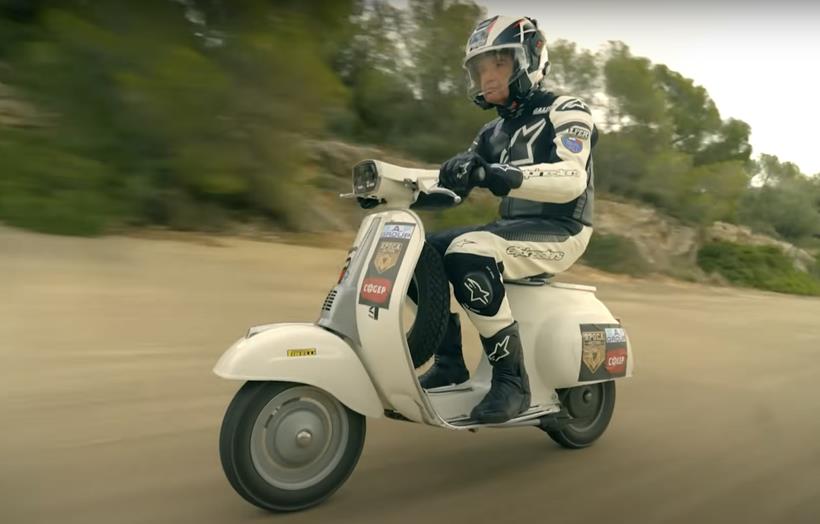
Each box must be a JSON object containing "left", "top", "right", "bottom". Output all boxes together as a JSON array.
[
  {"left": 219, "top": 381, "right": 366, "bottom": 512},
  {"left": 543, "top": 380, "right": 616, "bottom": 449}
]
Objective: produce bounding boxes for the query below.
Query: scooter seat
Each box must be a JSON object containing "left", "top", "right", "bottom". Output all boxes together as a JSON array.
[{"left": 505, "top": 272, "right": 553, "bottom": 286}]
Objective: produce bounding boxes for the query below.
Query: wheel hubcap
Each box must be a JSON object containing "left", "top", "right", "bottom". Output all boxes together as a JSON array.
[
  {"left": 250, "top": 386, "right": 349, "bottom": 490},
  {"left": 296, "top": 430, "right": 313, "bottom": 448},
  {"left": 565, "top": 383, "right": 606, "bottom": 431}
]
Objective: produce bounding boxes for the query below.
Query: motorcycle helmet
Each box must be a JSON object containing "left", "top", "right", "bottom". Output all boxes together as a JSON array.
[{"left": 464, "top": 15, "right": 550, "bottom": 112}]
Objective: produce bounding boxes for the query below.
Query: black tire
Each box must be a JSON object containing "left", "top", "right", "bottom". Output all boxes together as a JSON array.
[
  {"left": 219, "top": 381, "right": 366, "bottom": 512},
  {"left": 404, "top": 242, "right": 450, "bottom": 368},
  {"left": 543, "top": 380, "right": 616, "bottom": 449}
]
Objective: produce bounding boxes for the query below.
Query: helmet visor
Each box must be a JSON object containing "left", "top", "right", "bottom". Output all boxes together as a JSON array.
[{"left": 464, "top": 46, "right": 530, "bottom": 101}]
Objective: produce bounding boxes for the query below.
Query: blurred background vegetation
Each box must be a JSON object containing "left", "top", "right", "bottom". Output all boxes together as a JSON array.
[{"left": 1, "top": 0, "right": 818, "bottom": 293}]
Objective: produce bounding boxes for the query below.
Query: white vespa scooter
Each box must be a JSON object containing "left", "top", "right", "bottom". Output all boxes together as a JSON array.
[{"left": 214, "top": 159, "right": 634, "bottom": 512}]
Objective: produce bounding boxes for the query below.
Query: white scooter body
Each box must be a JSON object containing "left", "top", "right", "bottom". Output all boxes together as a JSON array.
[{"left": 214, "top": 160, "right": 634, "bottom": 429}]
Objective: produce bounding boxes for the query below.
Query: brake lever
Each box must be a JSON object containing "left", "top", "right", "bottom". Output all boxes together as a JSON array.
[{"left": 427, "top": 186, "right": 462, "bottom": 205}]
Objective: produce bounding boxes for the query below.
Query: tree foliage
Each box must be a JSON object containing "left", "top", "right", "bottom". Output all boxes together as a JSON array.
[
  {"left": 0, "top": 0, "right": 352, "bottom": 233},
  {"left": 0, "top": 0, "right": 817, "bottom": 246}
]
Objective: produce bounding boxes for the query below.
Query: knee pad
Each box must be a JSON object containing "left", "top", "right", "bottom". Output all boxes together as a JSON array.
[{"left": 444, "top": 252, "right": 505, "bottom": 316}]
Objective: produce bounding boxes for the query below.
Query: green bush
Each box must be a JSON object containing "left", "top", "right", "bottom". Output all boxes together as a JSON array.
[
  {"left": 581, "top": 233, "right": 651, "bottom": 276},
  {"left": 421, "top": 192, "right": 499, "bottom": 233},
  {"left": 697, "top": 241, "right": 820, "bottom": 296},
  {"left": 0, "top": 132, "right": 120, "bottom": 236}
]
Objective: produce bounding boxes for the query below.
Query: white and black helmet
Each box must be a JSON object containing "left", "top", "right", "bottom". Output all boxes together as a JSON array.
[{"left": 464, "top": 15, "right": 550, "bottom": 110}]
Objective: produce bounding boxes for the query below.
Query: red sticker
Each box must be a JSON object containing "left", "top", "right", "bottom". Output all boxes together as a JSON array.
[
  {"left": 605, "top": 347, "right": 627, "bottom": 375},
  {"left": 360, "top": 277, "right": 392, "bottom": 305}
]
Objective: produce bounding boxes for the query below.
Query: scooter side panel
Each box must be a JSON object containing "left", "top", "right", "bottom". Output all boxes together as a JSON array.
[
  {"left": 507, "top": 283, "right": 634, "bottom": 393},
  {"left": 212, "top": 322, "right": 384, "bottom": 418}
]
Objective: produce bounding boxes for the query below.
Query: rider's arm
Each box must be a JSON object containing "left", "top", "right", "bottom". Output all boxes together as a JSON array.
[
  {"left": 467, "top": 117, "right": 499, "bottom": 157},
  {"left": 506, "top": 96, "right": 594, "bottom": 203}
]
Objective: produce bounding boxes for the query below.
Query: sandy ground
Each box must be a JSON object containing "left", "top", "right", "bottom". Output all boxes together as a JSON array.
[{"left": 1, "top": 225, "right": 819, "bottom": 524}]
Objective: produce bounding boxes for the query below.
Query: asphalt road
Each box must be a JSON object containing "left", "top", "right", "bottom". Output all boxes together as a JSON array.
[{"left": 2, "top": 226, "right": 819, "bottom": 524}]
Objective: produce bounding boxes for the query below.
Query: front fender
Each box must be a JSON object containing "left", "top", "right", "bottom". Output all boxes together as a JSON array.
[{"left": 213, "top": 323, "right": 384, "bottom": 418}]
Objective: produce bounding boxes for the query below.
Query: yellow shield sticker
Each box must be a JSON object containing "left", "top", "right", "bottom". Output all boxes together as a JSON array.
[
  {"left": 373, "top": 241, "right": 402, "bottom": 273},
  {"left": 581, "top": 331, "right": 606, "bottom": 373}
]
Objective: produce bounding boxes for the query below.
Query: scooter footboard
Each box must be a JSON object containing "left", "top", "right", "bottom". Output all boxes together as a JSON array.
[{"left": 213, "top": 323, "right": 384, "bottom": 418}]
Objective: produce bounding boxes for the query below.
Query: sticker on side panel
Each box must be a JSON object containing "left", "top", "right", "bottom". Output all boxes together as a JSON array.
[
  {"left": 358, "top": 222, "right": 416, "bottom": 309},
  {"left": 578, "top": 323, "right": 628, "bottom": 381}
]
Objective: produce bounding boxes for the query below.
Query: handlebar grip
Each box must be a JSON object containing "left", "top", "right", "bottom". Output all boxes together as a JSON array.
[{"left": 471, "top": 166, "right": 486, "bottom": 186}]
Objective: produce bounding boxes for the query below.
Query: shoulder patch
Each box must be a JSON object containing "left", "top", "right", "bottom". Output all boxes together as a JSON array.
[
  {"left": 554, "top": 98, "right": 591, "bottom": 114},
  {"left": 555, "top": 121, "right": 592, "bottom": 140},
  {"left": 561, "top": 135, "right": 584, "bottom": 154}
]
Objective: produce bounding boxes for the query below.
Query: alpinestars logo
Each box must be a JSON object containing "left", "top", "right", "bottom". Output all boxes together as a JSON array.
[
  {"left": 464, "top": 278, "right": 490, "bottom": 305},
  {"left": 492, "top": 163, "right": 521, "bottom": 174},
  {"left": 500, "top": 118, "right": 547, "bottom": 166},
  {"left": 506, "top": 246, "right": 565, "bottom": 261},
  {"left": 556, "top": 98, "right": 591, "bottom": 114},
  {"left": 452, "top": 238, "right": 478, "bottom": 249},
  {"left": 488, "top": 335, "right": 510, "bottom": 362}
]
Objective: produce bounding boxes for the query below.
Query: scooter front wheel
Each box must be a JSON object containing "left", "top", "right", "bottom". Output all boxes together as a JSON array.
[{"left": 219, "top": 381, "right": 366, "bottom": 512}]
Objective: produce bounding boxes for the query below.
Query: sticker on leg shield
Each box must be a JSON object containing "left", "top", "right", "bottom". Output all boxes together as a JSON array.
[
  {"left": 381, "top": 223, "right": 415, "bottom": 240},
  {"left": 579, "top": 323, "right": 628, "bottom": 381},
  {"left": 358, "top": 222, "right": 415, "bottom": 309}
]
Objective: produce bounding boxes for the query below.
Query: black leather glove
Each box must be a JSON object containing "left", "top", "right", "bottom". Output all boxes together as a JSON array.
[
  {"left": 440, "top": 152, "right": 524, "bottom": 198},
  {"left": 481, "top": 162, "right": 524, "bottom": 197},
  {"left": 438, "top": 152, "right": 483, "bottom": 196}
]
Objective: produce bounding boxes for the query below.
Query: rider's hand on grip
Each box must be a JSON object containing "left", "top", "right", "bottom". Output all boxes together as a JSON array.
[
  {"left": 482, "top": 163, "right": 523, "bottom": 197},
  {"left": 439, "top": 152, "right": 482, "bottom": 196}
]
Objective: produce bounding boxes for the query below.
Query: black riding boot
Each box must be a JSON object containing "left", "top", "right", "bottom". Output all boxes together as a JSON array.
[
  {"left": 418, "top": 313, "right": 469, "bottom": 389},
  {"left": 470, "top": 321, "right": 531, "bottom": 423}
]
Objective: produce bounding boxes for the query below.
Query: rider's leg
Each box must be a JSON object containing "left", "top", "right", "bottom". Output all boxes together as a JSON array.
[
  {"left": 443, "top": 246, "right": 529, "bottom": 422},
  {"left": 418, "top": 311, "right": 469, "bottom": 388},
  {"left": 418, "top": 225, "right": 485, "bottom": 389},
  {"left": 444, "top": 223, "right": 593, "bottom": 423}
]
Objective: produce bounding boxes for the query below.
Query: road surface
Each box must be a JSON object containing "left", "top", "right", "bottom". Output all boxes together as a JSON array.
[{"left": 2, "top": 226, "right": 819, "bottom": 524}]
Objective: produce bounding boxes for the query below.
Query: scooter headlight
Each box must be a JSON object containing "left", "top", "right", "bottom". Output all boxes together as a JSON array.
[{"left": 352, "top": 160, "right": 380, "bottom": 196}]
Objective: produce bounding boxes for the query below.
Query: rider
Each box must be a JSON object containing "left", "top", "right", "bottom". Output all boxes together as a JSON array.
[{"left": 420, "top": 15, "right": 598, "bottom": 423}]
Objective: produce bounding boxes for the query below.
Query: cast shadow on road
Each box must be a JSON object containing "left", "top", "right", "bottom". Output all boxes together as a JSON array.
[{"left": 237, "top": 429, "right": 569, "bottom": 521}]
